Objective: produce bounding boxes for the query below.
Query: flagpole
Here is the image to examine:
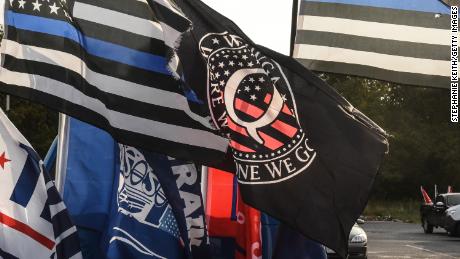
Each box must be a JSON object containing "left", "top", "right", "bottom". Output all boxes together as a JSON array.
[
  {"left": 290, "top": 0, "right": 299, "bottom": 57},
  {"left": 55, "top": 113, "right": 70, "bottom": 194},
  {"left": 201, "top": 166, "right": 208, "bottom": 213},
  {"left": 5, "top": 95, "right": 10, "bottom": 111}
]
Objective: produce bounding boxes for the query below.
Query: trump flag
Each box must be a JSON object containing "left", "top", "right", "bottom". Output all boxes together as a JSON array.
[{"left": 0, "top": 108, "right": 81, "bottom": 259}]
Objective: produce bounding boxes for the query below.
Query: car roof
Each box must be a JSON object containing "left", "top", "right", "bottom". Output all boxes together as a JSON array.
[{"left": 439, "top": 193, "right": 460, "bottom": 197}]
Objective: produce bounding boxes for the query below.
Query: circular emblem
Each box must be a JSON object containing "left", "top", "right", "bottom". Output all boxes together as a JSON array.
[{"left": 199, "top": 32, "right": 316, "bottom": 185}]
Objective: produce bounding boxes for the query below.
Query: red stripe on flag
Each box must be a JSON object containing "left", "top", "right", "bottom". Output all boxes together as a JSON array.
[
  {"left": 235, "top": 98, "right": 264, "bottom": 118},
  {"left": 259, "top": 131, "right": 283, "bottom": 150},
  {"left": 230, "top": 140, "right": 256, "bottom": 153},
  {"left": 0, "top": 211, "right": 55, "bottom": 250},
  {"left": 206, "top": 168, "right": 237, "bottom": 237},
  {"left": 282, "top": 104, "right": 293, "bottom": 116},
  {"left": 271, "top": 120, "right": 298, "bottom": 138},
  {"left": 263, "top": 93, "right": 272, "bottom": 104},
  {"left": 227, "top": 118, "right": 248, "bottom": 137}
]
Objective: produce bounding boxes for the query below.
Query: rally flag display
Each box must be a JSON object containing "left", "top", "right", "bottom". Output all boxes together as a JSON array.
[
  {"left": 0, "top": 0, "right": 228, "bottom": 164},
  {"left": 164, "top": 0, "right": 387, "bottom": 256},
  {"left": 0, "top": 108, "right": 81, "bottom": 259},
  {"left": 56, "top": 118, "right": 210, "bottom": 258},
  {"left": 103, "top": 147, "right": 211, "bottom": 258},
  {"left": 2, "top": 0, "right": 389, "bottom": 256},
  {"left": 293, "top": 0, "right": 451, "bottom": 88}
]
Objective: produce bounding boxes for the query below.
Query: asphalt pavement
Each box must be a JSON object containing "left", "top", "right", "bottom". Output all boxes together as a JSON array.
[{"left": 363, "top": 221, "right": 460, "bottom": 259}]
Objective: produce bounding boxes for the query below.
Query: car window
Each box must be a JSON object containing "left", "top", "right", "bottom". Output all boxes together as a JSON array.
[{"left": 447, "top": 195, "right": 460, "bottom": 206}]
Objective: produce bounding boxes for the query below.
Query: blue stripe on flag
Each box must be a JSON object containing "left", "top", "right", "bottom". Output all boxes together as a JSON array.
[
  {"left": 305, "top": 0, "right": 450, "bottom": 14},
  {"left": 9, "top": 145, "right": 42, "bottom": 207},
  {"left": 5, "top": 11, "right": 170, "bottom": 75}
]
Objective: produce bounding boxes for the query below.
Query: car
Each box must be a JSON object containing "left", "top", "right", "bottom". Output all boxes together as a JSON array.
[
  {"left": 327, "top": 222, "right": 368, "bottom": 259},
  {"left": 420, "top": 192, "right": 460, "bottom": 236}
]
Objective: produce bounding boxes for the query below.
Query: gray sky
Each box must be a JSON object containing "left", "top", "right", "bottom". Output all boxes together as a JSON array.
[{"left": 0, "top": 0, "right": 293, "bottom": 54}]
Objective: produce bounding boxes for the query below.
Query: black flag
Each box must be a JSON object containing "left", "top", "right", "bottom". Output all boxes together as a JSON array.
[{"left": 156, "top": 0, "right": 389, "bottom": 257}]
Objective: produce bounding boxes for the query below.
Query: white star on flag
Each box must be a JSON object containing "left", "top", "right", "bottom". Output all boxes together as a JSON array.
[
  {"left": 32, "top": 0, "right": 42, "bottom": 11},
  {"left": 212, "top": 38, "right": 219, "bottom": 44},
  {"left": 250, "top": 95, "right": 257, "bottom": 101},
  {"left": 49, "top": 2, "right": 60, "bottom": 14},
  {"left": 258, "top": 77, "right": 265, "bottom": 83},
  {"left": 224, "top": 70, "right": 230, "bottom": 76},
  {"left": 18, "top": 0, "right": 26, "bottom": 9},
  {"left": 255, "top": 85, "right": 261, "bottom": 91},
  {"left": 218, "top": 62, "right": 224, "bottom": 68},
  {"left": 248, "top": 77, "right": 255, "bottom": 83},
  {"left": 244, "top": 86, "right": 250, "bottom": 92}
]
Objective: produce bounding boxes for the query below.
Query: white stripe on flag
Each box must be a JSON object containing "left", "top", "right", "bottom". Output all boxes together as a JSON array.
[
  {"left": 54, "top": 226, "right": 77, "bottom": 244},
  {"left": 45, "top": 180, "right": 54, "bottom": 190},
  {"left": 294, "top": 44, "right": 450, "bottom": 77},
  {"left": 152, "top": 0, "right": 187, "bottom": 18},
  {"left": 0, "top": 223, "right": 53, "bottom": 258},
  {"left": 2, "top": 40, "right": 212, "bottom": 129},
  {"left": 0, "top": 68, "right": 229, "bottom": 152},
  {"left": 73, "top": 2, "right": 164, "bottom": 41},
  {"left": 49, "top": 201, "right": 66, "bottom": 218},
  {"left": 298, "top": 15, "right": 450, "bottom": 46}
]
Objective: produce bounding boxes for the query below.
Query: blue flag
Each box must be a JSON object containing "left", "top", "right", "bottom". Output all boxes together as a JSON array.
[
  {"left": 102, "top": 144, "right": 185, "bottom": 259},
  {"left": 261, "top": 214, "right": 327, "bottom": 259},
  {"left": 60, "top": 118, "right": 118, "bottom": 231},
  {"left": 103, "top": 145, "right": 210, "bottom": 258},
  {"left": 59, "top": 118, "right": 210, "bottom": 258}
]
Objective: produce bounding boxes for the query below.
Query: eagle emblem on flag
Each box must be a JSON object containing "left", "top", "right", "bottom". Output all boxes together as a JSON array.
[{"left": 199, "top": 32, "right": 316, "bottom": 184}]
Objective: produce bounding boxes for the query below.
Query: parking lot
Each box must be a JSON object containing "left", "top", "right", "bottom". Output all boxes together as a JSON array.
[{"left": 363, "top": 221, "right": 460, "bottom": 259}]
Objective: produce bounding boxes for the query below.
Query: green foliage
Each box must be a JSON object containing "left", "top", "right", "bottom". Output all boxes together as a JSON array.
[
  {"left": 0, "top": 94, "right": 58, "bottom": 157},
  {"left": 321, "top": 74, "right": 460, "bottom": 200},
  {"left": 364, "top": 199, "right": 420, "bottom": 223}
]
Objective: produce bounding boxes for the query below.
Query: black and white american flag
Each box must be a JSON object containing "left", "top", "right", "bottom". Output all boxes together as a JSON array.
[{"left": 0, "top": 0, "right": 229, "bottom": 163}]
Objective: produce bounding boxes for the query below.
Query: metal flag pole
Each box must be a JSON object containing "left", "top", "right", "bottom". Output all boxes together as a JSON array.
[
  {"left": 201, "top": 165, "right": 208, "bottom": 213},
  {"left": 290, "top": 0, "right": 300, "bottom": 57},
  {"left": 55, "top": 113, "right": 70, "bottom": 194},
  {"left": 5, "top": 95, "right": 10, "bottom": 111}
]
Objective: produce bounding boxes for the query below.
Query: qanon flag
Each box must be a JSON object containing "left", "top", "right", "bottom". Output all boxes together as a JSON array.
[
  {"left": 0, "top": 108, "right": 81, "bottom": 258},
  {"left": 151, "top": 0, "right": 389, "bottom": 256}
]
